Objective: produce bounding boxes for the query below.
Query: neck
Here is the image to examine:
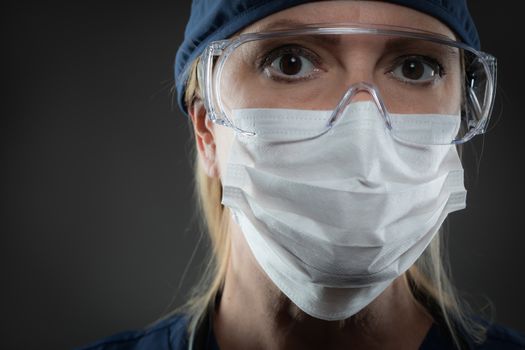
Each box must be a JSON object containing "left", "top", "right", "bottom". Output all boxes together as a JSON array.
[{"left": 213, "top": 220, "right": 433, "bottom": 350}]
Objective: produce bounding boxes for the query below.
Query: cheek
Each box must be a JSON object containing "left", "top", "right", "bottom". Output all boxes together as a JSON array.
[
  {"left": 445, "top": 63, "right": 463, "bottom": 114},
  {"left": 213, "top": 124, "right": 235, "bottom": 179},
  {"left": 219, "top": 54, "right": 255, "bottom": 111},
  {"left": 220, "top": 72, "right": 245, "bottom": 108}
]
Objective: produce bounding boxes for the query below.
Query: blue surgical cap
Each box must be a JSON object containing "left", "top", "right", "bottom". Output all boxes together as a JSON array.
[{"left": 175, "top": 0, "right": 480, "bottom": 115}]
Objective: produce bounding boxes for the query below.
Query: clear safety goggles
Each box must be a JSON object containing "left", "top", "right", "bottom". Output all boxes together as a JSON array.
[{"left": 199, "top": 24, "right": 497, "bottom": 145}]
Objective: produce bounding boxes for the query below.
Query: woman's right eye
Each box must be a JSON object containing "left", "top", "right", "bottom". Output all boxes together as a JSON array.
[
  {"left": 260, "top": 46, "right": 321, "bottom": 81},
  {"left": 269, "top": 53, "right": 316, "bottom": 77}
]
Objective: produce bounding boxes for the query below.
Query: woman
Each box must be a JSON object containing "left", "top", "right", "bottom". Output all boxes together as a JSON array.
[{"left": 80, "top": 1, "right": 524, "bottom": 349}]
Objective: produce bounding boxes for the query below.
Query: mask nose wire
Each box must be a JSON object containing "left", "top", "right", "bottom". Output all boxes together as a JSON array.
[{"left": 327, "top": 82, "right": 393, "bottom": 130}]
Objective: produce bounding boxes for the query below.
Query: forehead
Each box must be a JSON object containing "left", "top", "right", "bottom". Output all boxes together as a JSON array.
[{"left": 240, "top": 1, "right": 456, "bottom": 40}]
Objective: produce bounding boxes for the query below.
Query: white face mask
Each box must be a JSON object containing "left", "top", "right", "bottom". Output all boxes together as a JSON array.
[{"left": 221, "top": 101, "right": 466, "bottom": 321}]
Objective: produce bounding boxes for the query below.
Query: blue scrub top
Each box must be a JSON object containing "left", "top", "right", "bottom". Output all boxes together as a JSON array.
[{"left": 78, "top": 313, "right": 525, "bottom": 350}]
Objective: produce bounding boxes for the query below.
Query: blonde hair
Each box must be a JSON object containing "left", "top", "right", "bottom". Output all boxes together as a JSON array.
[{"left": 179, "top": 56, "right": 489, "bottom": 349}]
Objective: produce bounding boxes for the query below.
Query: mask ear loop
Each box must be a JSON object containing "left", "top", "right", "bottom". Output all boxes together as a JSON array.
[{"left": 327, "top": 82, "right": 392, "bottom": 131}]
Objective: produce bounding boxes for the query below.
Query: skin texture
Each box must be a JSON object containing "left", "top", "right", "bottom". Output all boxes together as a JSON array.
[{"left": 190, "top": 2, "right": 459, "bottom": 349}]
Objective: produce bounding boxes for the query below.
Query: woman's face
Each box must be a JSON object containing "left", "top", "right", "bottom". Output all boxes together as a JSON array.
[{"left": 208, "top": 0, "right": 461, "bottom": 179}]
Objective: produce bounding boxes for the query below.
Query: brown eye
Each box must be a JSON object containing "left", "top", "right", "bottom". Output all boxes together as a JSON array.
[
  {"left": 279, "top": 54, "right": 302, "bottom": 75},
  {"left": 402, "top": 59, "right": 428, "bottom": 80},
  {"left": 267, "top": 51, "right": 316, "bottom": 79},
  {"left": 392, "top": 56, "right": 442, "bottom": 84}
]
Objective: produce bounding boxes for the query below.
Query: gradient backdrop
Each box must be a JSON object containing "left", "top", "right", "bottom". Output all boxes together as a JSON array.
[{"left": 2, "top": 1, "right": 524, "bottom": 349}]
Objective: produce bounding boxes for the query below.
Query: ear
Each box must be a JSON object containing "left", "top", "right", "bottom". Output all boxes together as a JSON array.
[{"left": 189, "top": 101, "right": 219, "bottom": 178}]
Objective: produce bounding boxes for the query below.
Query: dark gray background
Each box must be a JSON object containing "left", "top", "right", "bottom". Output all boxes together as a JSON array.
[{"left": 2, "top": 1, "right": 523, "bottom": 349}]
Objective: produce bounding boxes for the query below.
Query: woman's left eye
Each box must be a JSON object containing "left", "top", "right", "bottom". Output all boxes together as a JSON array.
[{"left": 390, "top": 56, "right": 443, "bottom": 84}]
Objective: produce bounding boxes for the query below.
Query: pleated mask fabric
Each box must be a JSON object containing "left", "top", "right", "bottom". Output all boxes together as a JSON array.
[{"left": 221, "top": 101, "right": 466, "bottom": 320}]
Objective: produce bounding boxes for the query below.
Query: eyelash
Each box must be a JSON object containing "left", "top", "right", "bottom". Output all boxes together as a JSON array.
[
  {"left": 257, "top": 45, "right": 322, "bottom": 82},
  {"left": 387, "top": 55, "right": 447, "bottom": 86},
  {"left": 256, "top": 46, "right": 447, "bottom": 85}
]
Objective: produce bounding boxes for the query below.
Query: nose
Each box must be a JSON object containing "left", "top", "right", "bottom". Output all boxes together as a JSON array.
[
  {"left": 351, "top": 91, "right": 374, "bottom": 102},
  {"left": 327, "top": 82, "right": 392, "bottom": 130}
]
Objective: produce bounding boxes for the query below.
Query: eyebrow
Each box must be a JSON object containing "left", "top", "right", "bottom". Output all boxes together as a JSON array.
[
  {"left": 245, "top": 19, "right": 342, "bottom": 47},
  {"left": 246, "top": 18, "right": 312, "bottom": 33},
  {"left": 245, "top": 19, "right": 459, "bottom": 57},
  {"left": 384, "top": 37, "right": 460, "bottom": 57}
]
